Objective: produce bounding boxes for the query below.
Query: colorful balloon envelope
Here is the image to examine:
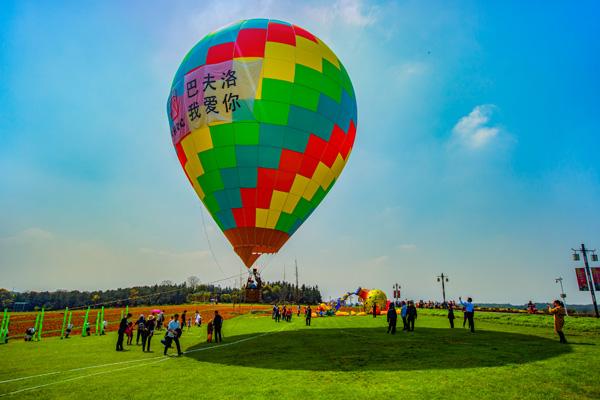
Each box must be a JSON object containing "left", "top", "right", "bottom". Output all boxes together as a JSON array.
[{"left": 167, "top": 19, "right": 357, "bottom": 268}]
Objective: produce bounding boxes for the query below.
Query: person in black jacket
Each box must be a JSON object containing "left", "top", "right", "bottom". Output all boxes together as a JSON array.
[
  {"left": 372, "top": 304, "right": 377, "bottom": 318},
  {"left": 406, "top": 301, "right": 417, "bottom": 331},
  {"left": 213, "top": 310, "right": 223, "bottom": 343},
  {"left": 116, "top": 313, "right": 131, "bottom": 351},
  {"left": 386, "top": 303, "right": 397, "bottom": 334},
  {"left": 141, "top": 315, "right": 155, "bottom": 352},
  {"left": 135, "top": 314, "right": 145, "bottom": 345},
  {"left": 305, "top": 306, "right": 312, "bottom": 326},
  {"left": 448, "top": 304, "right": 455, "bottom": 328}
]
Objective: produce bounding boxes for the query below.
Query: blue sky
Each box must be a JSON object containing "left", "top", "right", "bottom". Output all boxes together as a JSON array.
[{"left": 1, "top": 0, "right": 599, "bottom": 304}]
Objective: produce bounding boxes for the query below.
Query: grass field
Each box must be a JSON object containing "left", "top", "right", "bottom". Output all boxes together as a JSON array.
[{"left": 1, "top": 309, "right": 599, "bottom": 399}]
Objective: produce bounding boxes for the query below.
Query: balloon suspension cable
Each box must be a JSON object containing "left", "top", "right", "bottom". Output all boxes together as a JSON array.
[
  {"left": 47, "top": 271, "right": 249, "bottom": 312},
  {"left": 257, "top": 251, "right": 279, "bottom": 275},
  {"left": 199, "top": 205, "right": 227, "bottom": 279}
]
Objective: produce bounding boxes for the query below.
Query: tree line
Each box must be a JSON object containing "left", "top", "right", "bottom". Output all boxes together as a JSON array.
[{"left": 0, "top": 277, "right": 322, "bottom": 311}]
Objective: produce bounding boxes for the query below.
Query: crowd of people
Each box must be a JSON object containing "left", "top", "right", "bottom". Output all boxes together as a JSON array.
[
  {"left": 115, "top": 309, "right": 224, "bottom": 356},
  {"left": 272, "top": 304, "right": 312, "bottom": 326}
]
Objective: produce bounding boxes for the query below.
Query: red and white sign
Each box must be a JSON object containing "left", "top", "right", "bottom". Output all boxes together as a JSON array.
[
  {"left": 576, "top": 268, "right": 589, "bottom": 291},
  {"left": 592, "top": 267, "right": 600, "bottom": 291}
]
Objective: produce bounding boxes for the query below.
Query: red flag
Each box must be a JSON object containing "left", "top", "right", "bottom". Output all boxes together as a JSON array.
[
  {"left": 592, "top": 267, "right": 600, "bottom": 291},
  {"left": 575, "top": 268, "right": 589, "bottom": 291}
]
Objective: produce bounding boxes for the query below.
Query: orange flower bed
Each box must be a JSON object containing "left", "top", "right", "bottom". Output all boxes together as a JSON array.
[{"left": 4, "top": 304, "right": 270, "bottom": 339}]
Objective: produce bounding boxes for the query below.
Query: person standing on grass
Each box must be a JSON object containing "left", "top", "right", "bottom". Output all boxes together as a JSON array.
[
  {"left": 400, "top": 301, "right": 408, "bottom": 331},
  {"left": 406, "top": 301, "right": 417, "bottom": 331},
  {"left": 372, "top": 303, "right": 377, "bottom": 318},
  {"left": 459, "top": 297, "right": 475, "bottom": 333},
  {"left": 142, "top": 315, "right": 155, "bottom": 352},
  {"left": 164, "top": 313, "right": 182, "bottom": 356},
  {"left": 156, "top": 312, "right": 164, "bottom": 331},
  {"left": 207, "top": 319, "right": 214, "bottom": 343},
  {"left": 181, "top": 310, "right": 187, "bottom": 334},
  {"left": 135, "top": 314, "right": 145, "bottom": 345},
  {"left": 116, "top": 313, "right": 131, "bottom": 351},
  {"left": 213, "top": 310, "right": 223, "bottom": 343},
  {"left": 297, "top": 304, "right": 301, "bottom": 317},
  {"left": 386, "top": 303, "right": 397, "bottom": 334},
  {"left": 548, "top": 300, "right": 567, "bottom": 344},
  {"left": 125, "top": 322, "right": 134, "bottom": 345},
  {"left": 448, "top": 304, "right": 455, "bottom": 328},
  {"left": 305, "top": 305, "right": 312, "bottom": 326}
]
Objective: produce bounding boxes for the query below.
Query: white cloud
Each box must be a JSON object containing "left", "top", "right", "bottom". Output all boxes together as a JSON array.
[
  {"left": 369, "top": 255, "right": 389, "bottom": 266},
  {"left": 310, "top": 0, "right": 377, "bottom": 28},
  {"left": 451, "top": 104, "right": 501, "bottom": 149},
  {"left": 398, "top": 243, "right": 417, "bottom": 251},
  {"left": 0, "top": 227, "right": 54, "bottom": 245},
  {"left": 139, "top": 247, "right": 210, "bottom": 260},
  {"left": 336, "top": 0, "right": 377, "bottom": 26}
]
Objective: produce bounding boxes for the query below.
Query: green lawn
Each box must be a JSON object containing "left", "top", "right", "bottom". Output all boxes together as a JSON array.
[{"left": 0, "top": 310, "right": 598, "bottom": 399}]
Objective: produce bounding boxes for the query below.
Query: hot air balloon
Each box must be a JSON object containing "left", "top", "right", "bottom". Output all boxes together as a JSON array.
[{"left": 167, "top": 19, "right": 357, "bottom": 268}]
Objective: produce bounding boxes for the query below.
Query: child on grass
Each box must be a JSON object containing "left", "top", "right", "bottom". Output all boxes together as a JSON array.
[
  {"left": 207, "top": 319, "right": 213, "bottom": 343},
  {"left": 125, "top": 321, "right": 134, "bottom": 345}
]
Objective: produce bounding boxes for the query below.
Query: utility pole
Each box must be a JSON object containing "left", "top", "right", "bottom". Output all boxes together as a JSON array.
[
  {"left": 572, "top": 243, "right": 599, "bottom": 317},
  {"left": 295, "top": 259, "right": 299, "bottom": 305},
  {"left": 436, "top": 273, "right": 449, "bottom": 306},
  {"left": 555, "top": 277, "right": 568, "bottom": 316},
  {"left": 282, "top": 264, "right": 286, "bottom": 304}
]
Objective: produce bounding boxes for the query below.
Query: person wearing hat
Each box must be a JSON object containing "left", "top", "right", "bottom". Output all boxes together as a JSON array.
[{"left": 142, "top": 314, "right": 156, "bottom": 352}]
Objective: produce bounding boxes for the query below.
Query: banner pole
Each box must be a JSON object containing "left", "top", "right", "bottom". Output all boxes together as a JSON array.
[
  {"left": 2, "top": 313, "right": 9, "bottom": 343},
  {"left": 37, "top": 307, "right": 45, "bottom": 341},
  {"left": 33, "top": 311, "right": 40, "bottom": 340},
  {"left": 101, "top": 306, "right": 105, "bottom": 335},
  {"left": 82, "top": 306, "right": 90, "bottom": 337},
  {"left": 0, "top": 309, "right": 6, "bottom": 342}
]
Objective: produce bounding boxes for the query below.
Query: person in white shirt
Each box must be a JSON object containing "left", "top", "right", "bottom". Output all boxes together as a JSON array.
[{"left": 459, "top": 297, "right": 475, "bottom": 333}]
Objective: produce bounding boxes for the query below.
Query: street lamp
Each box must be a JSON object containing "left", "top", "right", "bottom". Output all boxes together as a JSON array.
[
  {"left": 436, "top": 273, "right": 449, "bottom": 306},
  {"left": 572, "top": 243, "right": 599, "bottom": 318},
  {"left": 392, "top": 283, "right": 401, "bottom": 306},
  {"left": 555, "top": 277, "right": 568, "bottom": 316}
]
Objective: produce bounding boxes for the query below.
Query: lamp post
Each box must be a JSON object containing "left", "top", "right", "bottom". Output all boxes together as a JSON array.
[
  {"left": 393, "top": 283, "right": 401, "bottom": 306},
  {"left": 436, "top": 273, "right": 449, "bottom": 306},
  {"left": 572, "top": 243, "right": 599, "bottom": 318},
  {"left": 555, "top": 277, "right": 568, "bottom": 316}
]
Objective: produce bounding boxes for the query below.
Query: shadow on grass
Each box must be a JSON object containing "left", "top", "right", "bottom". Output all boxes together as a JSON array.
[{"left": 184, "top": 327, "right": 571, "bottom": 371}]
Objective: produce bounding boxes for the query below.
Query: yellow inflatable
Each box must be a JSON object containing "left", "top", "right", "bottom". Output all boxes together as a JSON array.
[{"left": 363, "top": 289, "right": 387, "bottom": 312}]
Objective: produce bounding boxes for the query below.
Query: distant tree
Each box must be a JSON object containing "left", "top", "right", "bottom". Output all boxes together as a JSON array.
[
  {"left": 221, "top": 294, "right": 232, "bottom": 303},
  {"left": 129, "top": 288, "right": 140, "bottom": 306},
  {"left": 0, "top": 288, "right": 14, "bottom": 309},
  {"left": 91, "top": 292, "right": 101, "bottom": 304},
  {"left": 187, "top": 276, "right": 200, "bottom": 291}
]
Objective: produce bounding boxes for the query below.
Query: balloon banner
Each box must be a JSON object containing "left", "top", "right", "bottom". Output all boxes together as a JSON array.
[
  {"left": 167, "top": 19, "right": 357, "bottom": 267},
  {"left": 575, "top": 268, "right": 589, "bottom": 291},
  {"left": 592, "top": 267, "right": 600, "bottom": 291}
]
